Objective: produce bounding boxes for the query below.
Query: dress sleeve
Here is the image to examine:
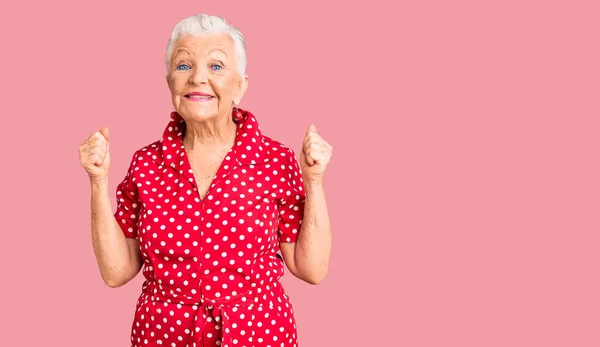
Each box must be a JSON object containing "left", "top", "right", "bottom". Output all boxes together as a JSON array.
[
  {"left": 277, "top": 148, "right": 306, "bottom": 243},
  {"left": 114, "top": 150, "right": 142, "bottom": 239}
]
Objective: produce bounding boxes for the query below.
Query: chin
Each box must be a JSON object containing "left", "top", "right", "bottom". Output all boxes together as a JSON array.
[{"left": 180, "top": 106, "right": 219, "bottom": 121}]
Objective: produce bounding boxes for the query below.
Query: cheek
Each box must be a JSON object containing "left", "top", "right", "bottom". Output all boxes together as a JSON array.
[
  {"left": 168, "top": 75, "right": 186, "bottom": 95},
  {"left": 211, "top": 75, "right": 236, "bottom": 100}
]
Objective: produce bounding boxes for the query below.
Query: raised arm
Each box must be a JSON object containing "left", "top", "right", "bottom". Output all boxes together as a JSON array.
[
  {"left": 280, "top": 181, "right": 331, "bottom": 284},
  {"left": 79, "top": 127, "right": 143, "bottom": 288},
  {"left": 90, "top": 179, "right": 143, "bottom": 287},
  {"left": 279, "top": 125, "right": 333, "bottom": 285}
]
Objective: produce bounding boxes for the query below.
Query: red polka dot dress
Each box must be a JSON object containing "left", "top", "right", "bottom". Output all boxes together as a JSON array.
[{"left": 114, "top": 108, "right": 306, "bottom": 347}]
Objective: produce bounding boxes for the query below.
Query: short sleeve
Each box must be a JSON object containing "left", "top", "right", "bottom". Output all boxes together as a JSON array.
[
  {"left": 114, "top": 151, "right": 141, "bottom": 239},
  {"left": 277, "top": 149, "right": 306, "bottom": 243}
]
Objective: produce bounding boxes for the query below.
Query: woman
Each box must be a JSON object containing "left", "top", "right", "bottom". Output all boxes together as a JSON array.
[{"left": 78, "top": 13, "right": 332, "bottom": 347}]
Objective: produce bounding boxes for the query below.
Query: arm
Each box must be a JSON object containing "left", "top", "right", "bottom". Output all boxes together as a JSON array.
[
  {"left": 280, "top": 180, "right": 331, "bottom": 284},
  {"left": 91, "top": 179, "right": 143, "bottom": 288}
]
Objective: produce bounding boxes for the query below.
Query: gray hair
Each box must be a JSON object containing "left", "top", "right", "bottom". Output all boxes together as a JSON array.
[{"left": 165, "top": 14, "right": 247, "bottom": 77}]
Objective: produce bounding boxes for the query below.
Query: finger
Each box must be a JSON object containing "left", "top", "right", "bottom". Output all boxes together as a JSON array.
[
  {"left": 303, "top": 148, "right": 315, "bottom": 166},
  {"left": 94, "top": 132, "right": 108, "bottom": 145},
  {"left": 304, "top": 141, "right": 327, "bottom": 156},
  {"left": 304, "top": 133, "right": 324, "bottom": 147},
  {"left": 90, "top": 146, "right": 107, "bottom": 164},
  {"left": 93, "top": 150, "right": 107, "bottom": 166},
  {"left": 308, "top": 150, "right": 329, "bottom": 165},
  {"left": 90, "top": 142, "right": 106, "bottom": 154},
  {"left": 308, "top": 153, "right": 326, "bottom": 167},
  {"left": 305, "top": 151, "right": 315, "bottom": 166},
  {"left": 303, "top": 131, "right": 326, "bottom": 143},
  {"left": 306, "top": 147, "right": 329, "bottom": 164},
  {"left": 88, "top": 153, "right": 101, "bottom": 167},
  {"left": 305, "top": 124, "right": 317, "bottom": 137},
  {"left": 97, "top": 152, "right": 106, "bottom": 165},
  {"left": 89, "top": 135, "right": 109, "bottom": 152},
  {"left": 99, "top": 127, "right": 110, "bottom": 142},
  {"left": 312, "top": 139, "right": 332, "bottom": 158}
]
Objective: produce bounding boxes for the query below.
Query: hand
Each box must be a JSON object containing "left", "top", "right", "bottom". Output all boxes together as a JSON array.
[
  {"left": 299, "top": 124, "right": 332, "bottom": 184},
  {"left": 79, "top": 127, "right": 111, "bottom": 183}
]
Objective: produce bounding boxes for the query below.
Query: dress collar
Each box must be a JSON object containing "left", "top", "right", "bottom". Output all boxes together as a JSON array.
[{"left": 160, "top": 108, "right": 272, "bottom": 186}]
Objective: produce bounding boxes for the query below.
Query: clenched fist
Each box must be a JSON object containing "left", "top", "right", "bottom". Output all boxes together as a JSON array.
[
  {"left": 79, "top": 127, "right": 111, "bottom": 183},
  {"left": 300, "top": 124, "right": 332, "bottom": 183}
]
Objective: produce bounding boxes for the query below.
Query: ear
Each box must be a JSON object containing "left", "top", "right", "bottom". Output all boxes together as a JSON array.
[{"left": 232, "top": 74, "right": 249, "bottom": 105}]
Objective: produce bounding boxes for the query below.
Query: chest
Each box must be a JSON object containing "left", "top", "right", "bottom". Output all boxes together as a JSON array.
[
  {"left": 190, "top": 162, "right": 221, "bottom": 200},
  {"left": 186, "top": 149, "right": 228, "bottom": 200},
  {"left": 134, "top": 164, "right": 284, "bottom": 263}
]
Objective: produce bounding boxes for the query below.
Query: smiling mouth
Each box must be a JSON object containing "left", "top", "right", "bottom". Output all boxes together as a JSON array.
[{"left": 184, "top": 94, "right": 214, "bottom": 101}]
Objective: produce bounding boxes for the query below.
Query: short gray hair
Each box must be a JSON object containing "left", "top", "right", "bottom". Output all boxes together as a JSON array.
[{"left": 165, "top": 14, "right": 247, "bottom": 77}]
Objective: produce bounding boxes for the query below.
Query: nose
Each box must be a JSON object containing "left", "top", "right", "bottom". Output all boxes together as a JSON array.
[{"left": 190, "top": 65, "right": 209, "bottom": 85}]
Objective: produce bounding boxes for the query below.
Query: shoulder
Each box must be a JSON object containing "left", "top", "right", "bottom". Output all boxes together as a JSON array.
[
  {"left": 259, "top": 135, "right": 304, "bottom": 197},
  {"left": 122, "top": 139, "right": 163, "bottom": 175},
  {"left": 130, "top": 139, "right": 164, "bottom": 165},
  {"left": 261, "top": 134, "right": 298, "bottom": 164},
  {"left": 260, "top": 135, "right": 303, "bottom": 186}
]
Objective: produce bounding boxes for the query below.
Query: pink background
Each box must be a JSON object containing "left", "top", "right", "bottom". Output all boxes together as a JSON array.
[{"left": 1, "top": 0, "right": 599, "bottom": 346}]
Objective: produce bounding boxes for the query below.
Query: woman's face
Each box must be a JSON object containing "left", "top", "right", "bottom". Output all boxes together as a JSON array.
[{"left": 166, "top": 33, "right": 248, "bottom": 122}]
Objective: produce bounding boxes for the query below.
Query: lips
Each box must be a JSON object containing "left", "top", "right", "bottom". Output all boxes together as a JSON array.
[{"left": 185, "top": 92, "right": 214, "bottom": 101}]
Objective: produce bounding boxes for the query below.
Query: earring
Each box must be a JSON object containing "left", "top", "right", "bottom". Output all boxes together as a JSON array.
[{"left": 232, "top": 105, "right": 243, "bottom": 121}]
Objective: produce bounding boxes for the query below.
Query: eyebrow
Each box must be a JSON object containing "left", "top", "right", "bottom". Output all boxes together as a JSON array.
[
  {"left": 171, "top": 47, "right": 228, "bottom": 65},
  {"left": 173, "top": 49, "right": 191, "bottom": 57},
  {"left": 170, "top": 53, "right": 186, "bottom": 64}
]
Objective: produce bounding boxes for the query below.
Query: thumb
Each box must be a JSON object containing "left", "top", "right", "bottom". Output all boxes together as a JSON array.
[
  {"left": 306, "top": 124, "right": 317, "bottom": 135},
  {"left": 99, "top": 127, "right": 110, "bottom": 142}
]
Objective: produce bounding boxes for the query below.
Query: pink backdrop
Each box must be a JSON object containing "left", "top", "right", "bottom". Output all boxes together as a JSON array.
[{"left": 1, "top": 0, "right": 599, "bottom": 346}]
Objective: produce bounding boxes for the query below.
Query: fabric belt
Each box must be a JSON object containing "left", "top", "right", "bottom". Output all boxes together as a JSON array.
[{"left": 145, "top": 280, "right": 256, "bottom": 347}]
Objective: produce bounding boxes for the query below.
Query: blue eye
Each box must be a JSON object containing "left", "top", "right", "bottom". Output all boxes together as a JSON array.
[
  {"left": 211, "top": 64, "right": 223, "bottom": 71},
  {"left": 176, "top": 64, "right": 190, "bottom": 70}
]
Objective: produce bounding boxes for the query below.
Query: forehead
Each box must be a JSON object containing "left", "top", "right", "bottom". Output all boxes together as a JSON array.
[{"left": 172, "top": 33, "right": 235, "bottom": 56}]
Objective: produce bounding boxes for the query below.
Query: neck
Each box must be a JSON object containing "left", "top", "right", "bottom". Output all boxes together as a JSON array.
[{"left": 182, "top": 113, "right": 237, "bottom": 150}]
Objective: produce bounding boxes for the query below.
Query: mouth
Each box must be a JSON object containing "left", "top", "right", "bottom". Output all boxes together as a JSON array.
[{"left": 184, "top": 92, "right": 214, "bottom": 102}]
